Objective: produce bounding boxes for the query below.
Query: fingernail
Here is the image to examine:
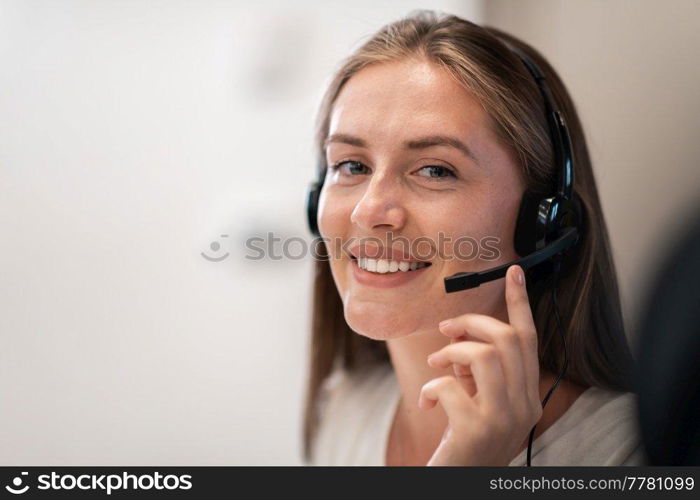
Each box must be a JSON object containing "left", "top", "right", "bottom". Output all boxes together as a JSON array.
[
  {"left": 427, "top": 354, "right": 437, "bottom": 366},
  {"left": 514, "top": 266, "right": 524, "bottom": 286},
  {"left": 438, "top": 319, "right": 451, "bottom": 329}
]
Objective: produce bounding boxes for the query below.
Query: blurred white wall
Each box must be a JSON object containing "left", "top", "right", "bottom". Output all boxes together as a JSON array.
[
  {"left": 483, "top": 0, "right": 700, "bottom": 335},
  {"left": 3, "top": 0, "right": 698, "bottom": 467},
  {"left": 0, "top": 0, "right": 482, "bottom": 465}
]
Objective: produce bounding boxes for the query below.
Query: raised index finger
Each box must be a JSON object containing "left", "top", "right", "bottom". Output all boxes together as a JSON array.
[
  {"left": 505, "top": 265, "right": 540, "bottom": 404},
  {"left": 505, "top": 265, "right": 536, "bottom": 333}
]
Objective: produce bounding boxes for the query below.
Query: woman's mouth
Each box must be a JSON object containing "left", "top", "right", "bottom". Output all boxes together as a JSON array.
[
  {"left": 350, "top": 256, "right": 432, "bottom": 288},
  {"left": 352, "top": 256, "right": 431, "bottom": 273}
]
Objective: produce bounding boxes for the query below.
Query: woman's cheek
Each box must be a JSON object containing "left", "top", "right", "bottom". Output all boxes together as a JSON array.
[{"left": 317, "top": 186, "right": 356, "bottom": 234}]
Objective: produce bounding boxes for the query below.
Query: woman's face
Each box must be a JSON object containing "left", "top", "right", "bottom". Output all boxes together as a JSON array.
[{"left": 317, "top": 58, "right": 525, "bottom": 340}]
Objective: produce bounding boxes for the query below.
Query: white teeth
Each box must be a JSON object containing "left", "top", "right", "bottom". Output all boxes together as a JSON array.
[{"left": 357, "top": 257, "right": 429, "bottom": 274}]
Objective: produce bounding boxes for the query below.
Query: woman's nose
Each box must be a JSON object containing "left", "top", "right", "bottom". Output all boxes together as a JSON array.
[{"left": 349, "top": 174, "right": 407, "bottom": 232}]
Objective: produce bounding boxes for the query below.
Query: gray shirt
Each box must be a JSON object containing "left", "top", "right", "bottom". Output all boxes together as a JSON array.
[{"left": 308, "top": 362, "right": 646, "bottom": 466}]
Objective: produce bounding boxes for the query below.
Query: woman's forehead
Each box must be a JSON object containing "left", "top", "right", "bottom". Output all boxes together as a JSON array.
[{"left": 329, "top": 59, "right": 489, "bottom": 141}]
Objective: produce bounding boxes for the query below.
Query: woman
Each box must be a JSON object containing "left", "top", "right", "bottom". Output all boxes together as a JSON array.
[{"left": 302, "top": 10, "right": 643, "bottom": 466}]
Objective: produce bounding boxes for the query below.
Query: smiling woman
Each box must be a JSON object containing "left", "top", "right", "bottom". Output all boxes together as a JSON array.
[{"left": 302, "top": 10, "right": 643, "bottom": 466}]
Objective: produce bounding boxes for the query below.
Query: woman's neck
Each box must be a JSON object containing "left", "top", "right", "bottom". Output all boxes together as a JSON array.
[{"left": 385, "top": 329, "right": 453, "bottom": 464}]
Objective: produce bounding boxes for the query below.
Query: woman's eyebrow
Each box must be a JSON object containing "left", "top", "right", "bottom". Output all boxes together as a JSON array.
[
  {"left": 324, "top": 133, "right": 479, "bottom": 165},
  {"left": 324, "top": 133, "right": 367, "bottom": 149},
  {"left": 405, "top": 135, "right": 480, "bottom": 165}
]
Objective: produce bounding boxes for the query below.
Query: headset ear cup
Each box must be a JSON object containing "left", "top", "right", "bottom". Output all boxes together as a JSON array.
[
  {"left": 514, "top": 190, "right": 542, "bottom": 256},
  {"left": 549, "top": 196, "right": 580, "bottom": 242},
  {"left": 560, "top": 200, "right": 577, "bottom": 233},
  {"left": 306, "top": 182, "right": 321, "bottom": 237},
  {"left": 556, "top": 195, "right": 584, "bottom": 272}
]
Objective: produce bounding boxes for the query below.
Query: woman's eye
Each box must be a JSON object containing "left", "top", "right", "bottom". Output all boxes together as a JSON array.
[
  {"left": 328, "top": 161, "right": 455, "bottom": 181},
  {"left": 331, "top": 160, "right": 370, "bottom": 176},
  {"left": 416, "top": 165, "right": 456, "bottom": 180}
]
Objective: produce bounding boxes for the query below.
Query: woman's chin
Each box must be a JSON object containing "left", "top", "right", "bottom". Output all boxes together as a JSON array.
[{"left": 344, "top": 304, "right": 435, "bottom": 341}]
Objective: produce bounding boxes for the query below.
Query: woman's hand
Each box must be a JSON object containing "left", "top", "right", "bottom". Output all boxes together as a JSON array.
[{"left": 419, "top": 264, "right": 543, "bottom": 466}]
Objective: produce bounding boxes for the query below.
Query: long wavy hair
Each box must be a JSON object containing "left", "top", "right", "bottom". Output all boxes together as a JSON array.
[{"left": 301, "top": 10, "right": 635, "bottom": 463}]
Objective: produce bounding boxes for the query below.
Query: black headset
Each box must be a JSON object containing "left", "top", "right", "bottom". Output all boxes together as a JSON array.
[{"left": 305, "top": 40, "right": 580, "bottom": 466}]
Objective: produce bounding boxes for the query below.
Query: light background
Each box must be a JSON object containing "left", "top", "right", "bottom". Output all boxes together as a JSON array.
[{"left": 1, "top": 0, "right": 698, "bottom": 465}]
